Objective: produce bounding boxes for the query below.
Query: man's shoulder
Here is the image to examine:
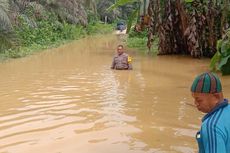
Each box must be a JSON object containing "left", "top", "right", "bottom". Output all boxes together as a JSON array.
[
  {"left": 222, "top": 104, "right": 230, "bottom": 116},
  {"left": 122, "top": 53, "right": 129, "bottom": 57},
  {"left": 202, "top": 103, "right": 230, "bottom": 128},
  {"left": 114, "top": 54, "right": 119, "bottom": 58},
  {"left": 220, "top": 102, "right": 230, "bottom": 113}
]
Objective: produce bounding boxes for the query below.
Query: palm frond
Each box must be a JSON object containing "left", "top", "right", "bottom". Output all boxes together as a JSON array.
[
  {"left": 107, "top": 0, "right": 138, "bottom": 12},
  {"left": 0, "top": 30, "right": 19, "bottom": 52},
  {"left": 0, "top": 0, "right": 9, "bottom": 12},
  {"left": 126, "top": 9, "right": 138, "bottom": 33},
  {"left": 46, "top": 0, "right": 87, "bottom": 25},
  {"left": 0, "top": 0, "right": 12, "bottom": 31}
]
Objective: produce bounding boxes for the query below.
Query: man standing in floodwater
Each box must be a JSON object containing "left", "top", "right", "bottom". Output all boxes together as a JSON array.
[
  {"left": 190, "top": 72, "right": 230, "bottom": 153},
  {"left": 111, "top": 45, "right": 133, "bottom": 70}
]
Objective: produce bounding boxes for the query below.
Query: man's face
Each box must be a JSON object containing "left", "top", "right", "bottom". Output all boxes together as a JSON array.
[
  {"left": 117, "top": 46, "right": 124, "bottom": 55},
  {"left": 191, "top": 93, "right": 218, "bottom": 113}
]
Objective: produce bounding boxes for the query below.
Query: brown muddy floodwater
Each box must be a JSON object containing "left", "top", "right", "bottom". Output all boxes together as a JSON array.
[{"left": 0, "top": 34, "right": 230, "bottom": 153}]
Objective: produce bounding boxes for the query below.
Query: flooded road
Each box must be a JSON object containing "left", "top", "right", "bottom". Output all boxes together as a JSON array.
[{"left": 0, "top": 34, "right": 230, "bottom": 153}]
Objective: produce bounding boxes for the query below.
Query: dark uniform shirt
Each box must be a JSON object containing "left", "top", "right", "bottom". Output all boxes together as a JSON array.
[{"left": 111, "top": 53, "right": 132, "bottom": 70}]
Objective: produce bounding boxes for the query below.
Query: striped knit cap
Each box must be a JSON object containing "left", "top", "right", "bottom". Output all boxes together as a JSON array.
[{"left": 191, "top": 72, "right": 222, "bottom": 93}]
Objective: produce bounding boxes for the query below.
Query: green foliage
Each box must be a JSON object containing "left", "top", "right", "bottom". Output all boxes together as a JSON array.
[
  {"left": 0, "top": 0, "right": 114, "bottom": 59},
  {"left": 87, "top": 10, "right": 99, "bottom": 24},
  {"left": 127, "top": 28, "right": 158, "bottom": 53},
  {"left": 128, "top": 28, "right": 148, "bottom": 38},
  {"left": 0, "top": 0, "right": 15, "bottom": 52},
  {"left": 107, "top": 0, "right": 139, "bottom": 11},
  {"left": 106, "top": 0, "right": 141, "bottom": 31},
  {"left": 127, "top": 36, "right": 148, "bottom": 50},
  {"left": 126, "top": 9, "right": 138, "bottom": 33},
  {"left": 0, "top": 0, "right": 11, "bottom": 30},
  {"left": 86, "top": 22, "right": 113, "bottom": 35},
  {"left": 42, "top": 0, "right": 87, "bottom": 25},
  {"left": 127, "top": 36, "right": 158, "bottom": 53},
  {"left": 127, "top": 28, "right": 148, "bottom": 50},
  {"left": 210, "top": 30, "right": 230, "bottom": 75},
  {"left": 1, "top": 12, "right": 113, "bottom": 59},
  {"left": 210, "top": 49, "right": 221, "bottom": 71},
  {"left": 184, "top": 0, "right": 194, "bottom": 3},
  {"left": 14, "top": 12, "right": 87, "bottom": 47},
  {"left": 0, "top": 30, "right": 18, "bottom": 52}
]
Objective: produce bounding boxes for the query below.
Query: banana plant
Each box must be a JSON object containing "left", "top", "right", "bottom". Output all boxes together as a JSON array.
[{"left": 210, "top": 29, "right": 230, "bottom": 75}]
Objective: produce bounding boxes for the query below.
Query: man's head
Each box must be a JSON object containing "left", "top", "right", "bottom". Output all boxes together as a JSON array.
[
  {"left": 117, "top": 45, "right": 124, "bottom": 55},
  {"left": 191, "top": 72, "right": 224, "bottom": 113}
]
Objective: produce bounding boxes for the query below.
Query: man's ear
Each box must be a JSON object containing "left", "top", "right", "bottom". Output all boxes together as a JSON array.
[{"left": 213, "top": 93, "right": 222, "bottom": 100}]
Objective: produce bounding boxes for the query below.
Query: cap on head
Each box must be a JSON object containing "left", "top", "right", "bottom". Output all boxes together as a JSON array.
[
  {"left": 117, "top": 44, "right": 124, "bottom": 48},
  {"left": 191, "top": 72, "right": 222, "bottom": 93}
]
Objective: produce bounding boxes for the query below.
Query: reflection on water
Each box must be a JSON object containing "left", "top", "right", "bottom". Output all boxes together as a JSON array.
[{"left": 0, "top": 35, "right": 230, "bottom": 153}]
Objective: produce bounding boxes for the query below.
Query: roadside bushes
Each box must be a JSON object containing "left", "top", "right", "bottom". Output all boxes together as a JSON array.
[
  {"left": 127, "top": 28, "right": 158, "bottom": 53},
  {"left": 1, "top": 11, "right": 113, "bottom": 59}
]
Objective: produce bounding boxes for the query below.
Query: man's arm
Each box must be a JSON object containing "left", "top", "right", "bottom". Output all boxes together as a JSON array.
[
  {"left": 128, "top": 63, "right": 133, "bottom": 70},
  {"left": 111, "top": 57, "right": 115, "bottom": 69}
]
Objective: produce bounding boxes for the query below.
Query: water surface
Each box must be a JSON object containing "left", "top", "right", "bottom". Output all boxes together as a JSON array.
[{"left": 1, "top": 35, "right": 230, "bottom": 153}]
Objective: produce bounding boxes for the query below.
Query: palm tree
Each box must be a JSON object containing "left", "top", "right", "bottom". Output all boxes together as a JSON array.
[
  {"left": 43, "top": 0, "right": 88, "bottom": 25},
  {"left": 0, "top": 0, "right": 14, "bottom": 52},
  {"left": 0, "top": 0, "right": 12, "bottom": 31},
  {"left": 85, "top": 0, "right": 97, "bottom": 15}
]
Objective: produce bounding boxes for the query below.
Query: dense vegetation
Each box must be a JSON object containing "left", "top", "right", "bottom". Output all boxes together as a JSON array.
[
  {"left": 0, "top": 0, "right": 124, "bottom": 59},
  {"left": 127, "top": 28, "right": 158, "bottom": 54},
  {"left": 110, "top": 0, "right": 230, "bottom": 75},
  {"left": 210, "top": 29, "right": 230, "bottom": 75}
]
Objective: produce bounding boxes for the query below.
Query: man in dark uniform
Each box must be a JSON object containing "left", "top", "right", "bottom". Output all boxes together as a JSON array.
[{"left": 111, "top": 45, "right": 132, "bottom": 70}]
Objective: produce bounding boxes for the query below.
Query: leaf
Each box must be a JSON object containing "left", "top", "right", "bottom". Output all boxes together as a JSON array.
[
  {"left": 220, "top": 41, "right": 230, "bottom": 57},
  {"left": 106, "top": 0, "right": 138, "bottom": 12},
  {"left": 216, "top": 40, "right": 222, "bottom": 52},
  {"left": 218, "top": 55, "right": 230, "bottom": 70},
  {"left": 210, "top": 51, "right": 221, "bottom": 71},
  {"left": 184, "top": 0, "right": 194, "bottom": 3},
  {"left": 126, "top": 9, "right": 139, "bottom": 33},
  {"left": 221, "top": 60, "right": 230, "bottom": 75}
]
